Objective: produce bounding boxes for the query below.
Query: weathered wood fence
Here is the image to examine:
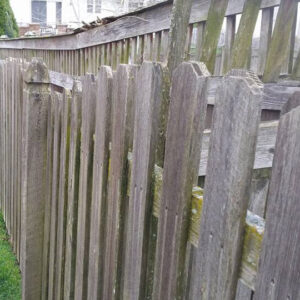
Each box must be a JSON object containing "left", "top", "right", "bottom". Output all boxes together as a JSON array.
[
  {"left": 1, "top": 56, "right": 300, "bottom": 300},
  {"left": 0, "top": 0, "right": 300, "bottom": 81}
]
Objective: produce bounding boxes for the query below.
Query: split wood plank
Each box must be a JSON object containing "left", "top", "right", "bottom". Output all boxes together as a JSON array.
[
  {"left": 74, "top": 75, "right": 97, "bottom": 300},
  {"left": 87, "top": 66, "right": 113, "bottom": 300},
  {"left": 189, "top": 70, "right": 262, "bottom": 300},
  {"left": 153, "top": 62, "right": 209, "bottom": 300},
  {"left": 101, "top": 65, "right": 138, "bottom": 300},
  {"left": 122, "top": 62, "right": 164, "bottom": 300},
  {"left": 254, "top": 99, "right": 300, "bottom": 300},
  {"left": 63, "top": 81, "right": 82, "bottom": 300}
]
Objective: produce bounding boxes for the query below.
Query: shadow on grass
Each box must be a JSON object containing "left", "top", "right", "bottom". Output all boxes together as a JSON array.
[{"left": 0, "top": 212, "right": 21, "bottom": 300}]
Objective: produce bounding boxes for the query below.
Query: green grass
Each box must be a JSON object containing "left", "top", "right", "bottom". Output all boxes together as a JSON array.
[{"left": 0, "top": 212, "right": 21, "bottom": 300}]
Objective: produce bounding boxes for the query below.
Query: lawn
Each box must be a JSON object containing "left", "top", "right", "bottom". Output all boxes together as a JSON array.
[{"left": 0, "top": 212, "right": 21, "bottom": 300}]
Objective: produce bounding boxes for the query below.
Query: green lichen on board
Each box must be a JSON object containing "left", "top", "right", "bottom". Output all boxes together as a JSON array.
[
  {"left": 239, "top": 211, "right": 265, "bottom": 290},
  {"left": 0, "top": 212, "right": 21, "bottom": 300},
  {"left": 200, "top": 0, "right": 230, "bottom": 73},
  {"left": 188, "top": 187, "right": 204, "bottom": 247},
  {"left": 229, "top": 0, "right": 261, "bottom": 71}
]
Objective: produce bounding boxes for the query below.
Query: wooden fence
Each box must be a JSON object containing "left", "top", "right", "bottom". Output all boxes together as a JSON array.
[
  {"left": 0, "top": 0, "right": 300, "bottom": 81},
  {"left": 1, "top": 56, "right": 300, "bottom": 300}
]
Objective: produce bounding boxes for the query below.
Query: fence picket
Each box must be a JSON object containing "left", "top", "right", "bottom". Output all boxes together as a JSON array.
[
  {"left": 153, "top": 62, "right": 209, "bottom": 300},
  {"left": 87, "top": 66, "right": 113, "bottom": 300},
  {"left": 189, "top": 70, "right": 262, "bottom": 300},
  {"left": 64, "top": 81, "right": 82, "bottom": 300},
  {"left": 122, "top": 62, "right": 164, "bottom": 300},
  {"left": 102, "top": 64, "right": 138, "bottom": 300},
  {"left": 74, "top": 75, "right": 97, "bottom": 300},
  {"left": 254, "top": 97, "right": 300, "bottom": 300}
]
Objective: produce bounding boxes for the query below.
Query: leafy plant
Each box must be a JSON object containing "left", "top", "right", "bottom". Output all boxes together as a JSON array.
[{"left": 0, "top": 0, "right": 18, "bottom": 38}]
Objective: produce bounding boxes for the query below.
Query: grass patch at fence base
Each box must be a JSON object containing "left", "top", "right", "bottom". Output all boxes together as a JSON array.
[{"left": 0, "top": 212, "right": 21, "bottom": 300}]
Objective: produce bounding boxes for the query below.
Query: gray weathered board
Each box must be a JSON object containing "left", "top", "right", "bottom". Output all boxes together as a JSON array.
[
  {"left": 254, "top": 101, "right": 300, "bottom": 300},
  {"left": 189, "top": 71, "right": 262, "bottom": 299}
]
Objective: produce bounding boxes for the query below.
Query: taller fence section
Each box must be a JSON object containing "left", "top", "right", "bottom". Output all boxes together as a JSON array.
[
  {"left": 0, "top": 0, "right": 300, "bottom": 82},
  {"left": 1, "top": 56, "right": 300, "bottom": 300}
]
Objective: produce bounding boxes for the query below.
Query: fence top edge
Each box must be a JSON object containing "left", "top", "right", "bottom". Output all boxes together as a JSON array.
[{"left": 0, "top": 0, "right": 283, "bottom": 51}]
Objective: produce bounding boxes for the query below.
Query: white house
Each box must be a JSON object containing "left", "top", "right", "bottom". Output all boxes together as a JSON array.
[{"left": 9, "top": 0, "right": 162, "bottom": 29}]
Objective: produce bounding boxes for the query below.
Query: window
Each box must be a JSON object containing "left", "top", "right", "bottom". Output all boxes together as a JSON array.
[
  {"left": 95, "top": 0, "right": 101, "bottom": 13},
  {"left": 56, "top": 2, "right": 62, "bottom": 25},
  {"left": 32, "top": 1, "right": 47, "bottom": 25},
  {"left": 87, "top": 0, "right": 94, "bottom": 13},
  {"left": 87, "top": 0, "right": 102, "bottom": 14}
]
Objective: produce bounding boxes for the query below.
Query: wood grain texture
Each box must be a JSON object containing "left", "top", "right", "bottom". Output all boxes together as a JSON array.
[
  {"left": 263, "top": 0, "right": 298, "bottom": 82},
  {"left": 20, "top": 58, "right": 50, "bottom": 300},
  {"left": 259, "top": 7, "right": 274, "bottom": 75},
  {"left": 229, "top": 0, "right": 261, "bottom": 70},
  {"left": 200, "top": 0, "right": 230, "bottom": 73},
  {"left": 254, "top": 101, "right": 300, "bottom": 300},
  {"left": 41, "top": 91, "right": 55, "bottom": 300},
  {"left": 47, "top": 92, "right": 63, "bottom": 300},
  {"left": 121, "top": 62, "right": 163, "bottom": 300},
  {"left": 74, "top": 75, "right": 97, "bottom": 300},
  {"left": 63, "top": 81, "right": 82, "bottom": 300},
  {"left": 87, "top": 66, "right": 113, "bottom": 300},
  {"left": 189, "top": 70, "right": 262, "bottom": 300},
  {"left": 55, "top": 89, "right": 72, "bottom": 300},
  {"left": 101, "top": 65, "right": 138, "bottom": 300},
  {"left": 199, "top": 120, "right": 278, "bottom": 176},
  {"left": 223, "top": 16, "right": 236, "bottom": 73},
  {"left": 153, "top": 62, "right": 209, "bottom": 300},
  {"left": 167, "top": 0, "right": 193, "bottom": 74}
]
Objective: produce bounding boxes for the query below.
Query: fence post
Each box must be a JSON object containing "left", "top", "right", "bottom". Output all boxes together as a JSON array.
[{"left": 21, "top": 58, "right": 50, "bottom": 300}]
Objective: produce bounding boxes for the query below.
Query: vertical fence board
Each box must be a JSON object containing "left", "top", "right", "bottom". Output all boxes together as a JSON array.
[
  {"left": 263, "top": 0, "right": 298, "bottom": 82},
  {"left": 102, "top": 64, "right": 138, "bottom": 300},
  {"left": 254, "top": 100, "right": 300, "bottom": 300},
  {"left": 153, "top": 62, "right": 209, "bottom": 300},
  {"left": 41, "top": 93, "right": 55, "bottom": 300},
  {"left": 200, "top": 0, "right": 229, "bottom": 73},
  {"left": 189, "top": 70, "right": 262, "bottom": 300},
  {"left": 87, "top": 66, "right": 113, "bottom": 300},
  {"left": 48, "top": 92, "right": 63, "bottom": 300},
  {"left": 55, "top": 90, "right": 72, "bottom": 300},
  {"left": 259, "top": 7, "right": 274, "bottom": 75},
  {"left": 74, "top": 75, "right": 96, "bottom": 300},
  {"left": 64, "top": 81, "right": 82, "bottom": 300},
  {"left": 229, "top": 0, "right": 261, "bottom": 71},
  {"left": 123, "top": 62, "right": 163, "bottom": 300}
]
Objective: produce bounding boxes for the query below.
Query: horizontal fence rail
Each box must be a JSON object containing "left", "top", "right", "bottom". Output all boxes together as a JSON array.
[
  {"left": 0, "top": 57, "right": 300, "bottom": 300},
  {"left": 0, "top": 0, "right": 299, "bottom": 81}
]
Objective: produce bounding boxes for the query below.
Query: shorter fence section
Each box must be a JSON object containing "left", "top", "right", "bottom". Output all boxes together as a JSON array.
[{"left": 0, "top": 57, "right": 300, "bottom": 300}]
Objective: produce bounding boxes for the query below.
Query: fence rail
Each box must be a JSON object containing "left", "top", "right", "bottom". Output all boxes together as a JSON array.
[{"left": 0, "top": 57, "right": 300, "bottom": 300}]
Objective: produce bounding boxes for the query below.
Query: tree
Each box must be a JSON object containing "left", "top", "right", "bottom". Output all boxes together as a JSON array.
[{"left": 0, "top": 0, "right": 18, "bottom": 38}]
